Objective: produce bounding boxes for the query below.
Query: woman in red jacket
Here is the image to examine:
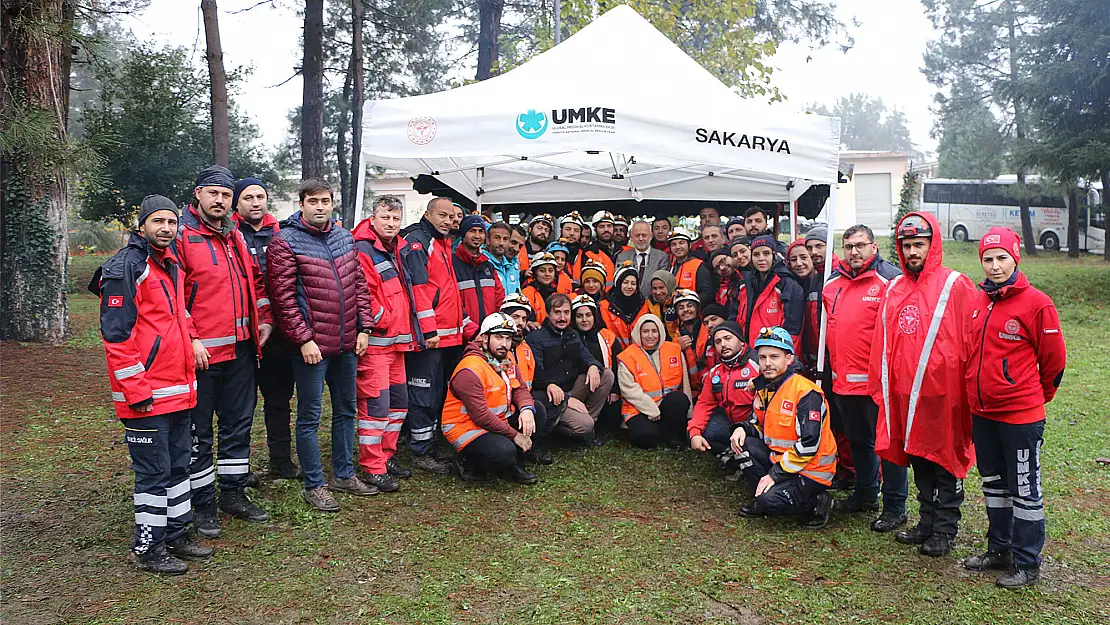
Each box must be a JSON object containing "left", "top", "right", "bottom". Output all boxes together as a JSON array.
[{"left": 964, "top": 227, "right": 1066, "bottom": 589}]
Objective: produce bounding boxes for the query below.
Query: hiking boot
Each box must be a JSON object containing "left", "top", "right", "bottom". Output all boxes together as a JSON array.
[
  {"left": 830, "top": 474, "right": 856, "bottom": 491},
  {"left": 895, "top": 523, "right": 932, "bottom": 545},
  {"left": 525, "top": 448, "right": 554, "bottom": 466},
  {"left": 268, "top": 457, "right": 301, "bottom": 480},
  {"left": 302, "top": 486, "right": 340, "bottom": 512},
  {"left": 412, "top": 453, "right": 452, "bottom": 475},
  {"left": 193, "top": 503, "right": 221, "bottom": 538},
  {"left": 386, "top": 457, "right": 413, "bottom": 479},
  {"left": 505, "top": 464, "right": 538, "bottom": 485},
  {"left": 723, "top": 470, "right": 745, "bottom": 483},
  {"left": 870, "top": 510, "right": 908, "bottom": 533},
  {"left": 166, "top": 533, "right": 215, "bottom": 561},
  {"left": 965, "top": 550, "right": 1013, "bottom": 572},
  {"left": 834, "top": 494, "right": 880, "bottom": 514},
  {"left": 919, "top": 533, "right": 955, "bottom": 557},
  {"left": 803, "top": 491, "right": 833, "bottom": 529},
  {"left": 362, "top": 472, "right": 400, "bottom": 493},
  {"left": 738, "top": 502, "right": 763, "bottom": 518},
  {"left": 331, "top": 475, "right": 378, "bottom": 497},
  {"left": 243, "top": 471, "right": 261, "bottom": 488},
  {"left": 584, "top": 431, "right": 606, "bottom": 447},
  {"left": 455, "top": 458, "right": 486, "bottom": 483},
  {"left": 218, "top": 488, "right": 270, "bottom": 522},
  {"left": 996, "top": 566, "right": 1039, "bottom": 589},
  {"left": 132, "top": 543, "right": 188, "bottom": 575}
]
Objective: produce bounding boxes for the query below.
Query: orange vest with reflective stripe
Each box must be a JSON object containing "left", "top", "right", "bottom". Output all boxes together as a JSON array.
[
  {"left": 600, "top": 299, "right": 649, "bottom": 348},
  {"left": 754, "top": 373, "right": 838, "bottom": 486},
  {"left": 512, "top": 342, "right": 536, "bottom": 391},
  {"left": 673, "top": 257, "right": 703, "bottom": 292},
  {"left": 617, "top": 342, "right": 684, "bottom": 418},
  {"left": 682, "top": 323, "right": 710, "bottom": 393},
  {"left": 441, "top": 354, "right": 515, "bottom": 451},
  {"left": 521, "top": 284, "right": 549, "bottom": 325}
]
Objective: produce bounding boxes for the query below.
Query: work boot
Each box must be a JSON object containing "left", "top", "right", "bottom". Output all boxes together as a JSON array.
[
  {"left": 193, "top": 503, "right": 221, "bottom": 538},
  {"left": 302, "top": 486, "right": 340, "bottom": 512},
  {"left": 166, "top": 533, "right": 215, "bottom": 561},
  {"left": 803, "top": 491, "right": 833, "bottom": 529},
  {"left": 586, "top": 431, "right": 607, "bottom": 447},
  {"left": 412, "top": 453, "right": 452, "bottom": 475},
  {"left": 455, "top": 458, "right": 486, "bottom": 483},
  {"left": 525, "top": 448, "right": 554, "bottom": 466},
  {"left": 218, "top": 488, "right": 270, "bottom": 522},
  {"left": 870, "top": 510, "right": 908, "bottom": 533},
  {"left": 895, "top": 523, "right": 932, "bottom": 545},
  {"left": 965, "top": 550, "right": 1013, "bottom": 571},
  {"left": 738, "top": 502, "right": 763, "bottom": 518},
  {"left": 386, "top": 457, "right": 413, "bottom": 479},
  {"left": 268, "top": 457, "right": 301, "bottom": 480},
  {"left": 834, "top": 494, "right": 879, "bottom": 514},
  {"left": 505, "top": 464, "right": 538, "bottom": 485},
  {"left": 330, "top": 475, "right": 378, "bottom": 497},
  {"left": 362, "top": 472, "right": 400, "bottom": 493},
  {"left": 243, "top": 471, "right": 261, "bottom": 488},
  {"left": 830, "top": 474, "right": 856, "bottom": 491},
  {"left": 132, "top": 544, "right": 188, "bottom": 575},
  {"left": 919, "top": 533, "right": 955, "bottom": 557},
  {"left": 996, "top": 567, "right": 1039, "bottom": 589}
]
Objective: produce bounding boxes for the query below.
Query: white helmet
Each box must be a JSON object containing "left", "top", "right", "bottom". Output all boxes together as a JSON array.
[
  {"left": 673, "top": 288, "right": 700, "bottom": 307},
  {"left": 479, "top": 312, "right": 517, "bottom": 336}
]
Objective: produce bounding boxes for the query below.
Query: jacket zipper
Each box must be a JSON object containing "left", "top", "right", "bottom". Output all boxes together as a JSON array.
[
  {"left": 1002, "top": 358, "right": 1015, "bottom": 384},
  {"left": 145, "top": 336, "right": 162, "bottom": 371},
  {"left": 975, "top": 304, "right": 995, "bottom": 412},
  {"left": 223, "top": 239, "right": 242, "bottom": 343},
  {"left": 160, "top": 280, "right": 175, "bottom": 316},
  {"left": 187, "top": 283, "right": 199, "bottom": 313},
  {"left": 323, "top": 235, "right": 346, "bottom": 344}
]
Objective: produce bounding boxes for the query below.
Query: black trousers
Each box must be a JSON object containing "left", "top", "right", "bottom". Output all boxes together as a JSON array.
[
  {"left": 124, "top": 410, "right": 192, "bottom": 554},
  {"left": 258, "top": 336, "right": 296, "bottom": 462},
  {"left": 837, "top": 393, "right": 909, "bottom": 514},
  {"left": 972, "top": 415, "right": 1046, "bottom": 568},
  {"left": 741, "top": 433, "right": 827, "bottom": 516},
  {"left": 404, "top": 346, "right": 462, "bottom": 456},
  {"left": 909, "top": 454, "right": 964, "bottom": 537},
  {"left": 625, "top": 391, "right": 691, "bottom": 449},
  {"left": 460, "top": 410, "right": 553, "bottom": 475},
  {"left": 189, "top": 341, "right": 257, "bottom": 508},
  {"left": 701, "top": 407, "right": 738, "bottom": 457}
]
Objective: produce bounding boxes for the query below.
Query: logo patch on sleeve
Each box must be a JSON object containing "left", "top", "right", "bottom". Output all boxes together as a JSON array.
[
  {"left": 409, "top": 242, "right": 422, "bottom": 251},
  {"left": 107, "top": 295, "right": 124, "bottom": 308},
  {"left": 809, "top": 410, "right": 821, "bottom": 421}
]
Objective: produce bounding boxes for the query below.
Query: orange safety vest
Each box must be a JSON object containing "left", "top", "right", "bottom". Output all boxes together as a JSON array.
[
  {"left": 672, "top": 257, "right": 704, "bottom": 292},
  {"left": 593, "top": 327, "right": 617, "bottom": 369},
  {"left": 441, "top": 354, "right": 516, "bottom": 451},
  {"left": 521, "top": 284, "right": 550, "bottom": 325},
  {"left": 600, "top": 299, "right": 649, "bottom": 348},
  {"left": 753, "top": 373, "right": 838, "bottom": 486},
  {"left": 681, "top": 322, "right": 710, "bottom": 393},
  {"left": 616, "top": 342, "right": 684, "bottom": 419},
  {"left": 556, "top": 271, "right": 575, "bottom": 295},
  {"left": 566, "top": 250, "right": 584, "bottom": 283},
  {"left": 583, "top": 249, "right": 616, "bottom": 287},
  {"left": 511, "top": 342, "right": 537, "bottom": 391}
]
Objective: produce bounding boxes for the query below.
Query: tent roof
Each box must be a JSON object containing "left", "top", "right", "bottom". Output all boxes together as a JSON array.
[{"left": 359, "top": 5, "right": 841, "bottom": 208}]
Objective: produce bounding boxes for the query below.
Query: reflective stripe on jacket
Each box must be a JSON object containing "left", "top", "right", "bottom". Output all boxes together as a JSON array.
[{"left": 442, "top": 354, "right": 514, "bottom": 450}]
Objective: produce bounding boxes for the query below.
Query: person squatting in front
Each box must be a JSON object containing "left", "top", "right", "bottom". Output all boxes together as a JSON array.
[
  {"left": 614, "top": 313, "right": 692, "bottom": 449},
  {"left": 963, "top": 227, "right": 1067, "bottom": 588},
  {"left": 92, "top": 195, "right": 214, "bottom": 574},
  {"left": 500, "top": 293, "right": 554, "bottom": 465},
  {"left": 442, "top": 313, "right": 548, "bottom": 485},
  {"left": 729, "top": 326, "right": 836, "bottom": 529},
  {"left": 688, "top": 322, "right": 759, "bottom": 469}
]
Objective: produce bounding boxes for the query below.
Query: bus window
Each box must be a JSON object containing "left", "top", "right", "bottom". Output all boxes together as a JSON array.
[{"left": 923, "top": 184, "right": 939, "bottom": 204}]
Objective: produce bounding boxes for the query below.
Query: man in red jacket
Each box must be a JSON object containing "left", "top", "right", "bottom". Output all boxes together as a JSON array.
[
  {"left": 963, "top": 227, "right": 1066, "bottom": 588},
  {"left": 822, "top": 224, "right": 908, "bottom": 532},
  {"left": 688, "top": 322, "right": 758, "bottom": 463},
  {"left": 92, "top": 195, "right": 213, "bottom": 574},
  {"left": 399, "top": 197, "right": 467, "bottom": 474},
  {"left": 352, "top": 197, "right": 438, "bottom": 492},
  {"left": 268, "top": 179, "right": 379, "bottom": 511},
  {"left": 178, "top": 165, "right": 272, "bottom": 537},
  {"left": 869, "top": 212, "right": 978, "bottom": 557},
  {"left": 454, "top": 214, "right": 506, "bottom": 341}
]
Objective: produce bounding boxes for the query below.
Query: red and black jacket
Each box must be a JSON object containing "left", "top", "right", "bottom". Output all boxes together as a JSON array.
[
  {"left": 453, "top": 245, "right": 506, "bottom": 341},
  {"left": 351, "top": 220, "right": 436, "bottom": 353},
  {"left": 401, "top": 218, "right": 465, "bottom": 348},
  {"left": 233, "top": 212, "right": 281, "bottom": 279},
  {"left": 688, "top": 355, "right": 759, "bottom": 438},
  {"left": 91, "top": 233, "right": 197, "bottom": 419},
  {"left": 736, "top": 264, "right": 804, "bottom": 351}
]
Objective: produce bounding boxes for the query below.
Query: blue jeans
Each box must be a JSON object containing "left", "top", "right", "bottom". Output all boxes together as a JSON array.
[
  {"left": 837, "top": 394, "right": 908, "bottom": 514},
  {"left": 293, "top": 351, "right": 358, "bottom": 490}
]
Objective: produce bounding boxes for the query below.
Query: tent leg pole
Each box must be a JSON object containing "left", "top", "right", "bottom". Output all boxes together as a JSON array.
[
  {"left": 354, "top": 153, "right": 368, "bottom": 222},
  {"left": 791, "top": 200, "right": 798, "bottom": 240},
  {"left": 816, "top": 181, "right": 838, "bottom": 374}
]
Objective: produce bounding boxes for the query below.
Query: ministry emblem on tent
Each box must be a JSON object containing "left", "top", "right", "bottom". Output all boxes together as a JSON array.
[
  {"left": 516, "top": 109, "right": 548, "bottom": 140},
  {"left": 407, "top": 116, "right": 437, "bottom": 145}
]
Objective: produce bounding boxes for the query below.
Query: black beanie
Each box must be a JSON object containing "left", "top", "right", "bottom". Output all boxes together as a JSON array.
[
  {"left": 702, "top": 303, "right": 728, "bottom": 320},
  {"left": 137, "top": 194, "right": 178, "bottom": 227},
  {"left": 712, "top": 320, "right": 745, "bottom": 342},
  {"left": 232, "top": 177, "right": 267, "bottom": 209},
  {"left": 194, "top": 165, "right": 235, "bottom": 190}
]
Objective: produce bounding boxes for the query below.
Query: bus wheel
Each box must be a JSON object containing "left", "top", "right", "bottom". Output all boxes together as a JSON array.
[
  {"left": 952, "top": 226, "right": 968, "bottom": 243},
  {"left": 1041, "top": 231, "right": 1060, "bottom": 251}
]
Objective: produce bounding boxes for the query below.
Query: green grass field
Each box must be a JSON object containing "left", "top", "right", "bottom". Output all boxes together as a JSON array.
[{"left": 2, "top": 242, "right": 1108, "bottom": 624}]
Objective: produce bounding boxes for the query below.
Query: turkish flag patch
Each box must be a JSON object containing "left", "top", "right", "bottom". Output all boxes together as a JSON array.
[
  {"left": 107, "top": 295, "right": 124, "bottom": 308},
  {"left": 809, "top": 410, "right": 821, "bottom": 421},
  {"left": 781, "top": 399, "right": 795, "bottom": 413},
  {"left": 669, "top": 356, "right": 679, "bottom": 365},
  {"left": 409, "top": 242, "right": 422, "bottom": 251}
]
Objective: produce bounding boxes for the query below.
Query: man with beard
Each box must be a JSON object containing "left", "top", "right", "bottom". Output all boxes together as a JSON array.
[
  {"left": 617, "top": 221, "right": 669, "bottom": 298},
  {"left": 743, "top": 206, "right": 786, "bottom": 256},
  {"left": 518, "top": 214, "right": 553, "bottom": 275},
  {"left": 521, "top": 253, "right": 561, "bottom": 325},
  {"left": 688, "top": 322, "right": 758, "bottom": 461},
  {"left": 585, "top": 211, "right": 619, "bottom": 284},
  {"left": 667, "top": 229, "right": 714, "bottom": 307},
  {"left": 869, "top": 212, "right": 977, "bottom": 557},
  {"left": 559, "top": 211, "right": 587, "bottom": 283},
  {"left": 613, "top": 215, "right": 631, "bottom": 250},
  {"left": 805, "top": 225, "right": 837, "bottom": 278},
  {"left": 736, "top": 235, "right": 804, "bottom": 351},
  {"left": 674, "top": 289, "right": 710, "bottom": 393},
  {"left": 485, "top": 221, "right": 521, "bottom": 295}
]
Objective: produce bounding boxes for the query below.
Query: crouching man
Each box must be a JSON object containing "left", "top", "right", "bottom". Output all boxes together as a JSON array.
[
  {"left": 442, "top": 313, "right": 550, "bottom": 484},
  {"left": 730, "top": 326, "right": 837, "bottom": 529}
]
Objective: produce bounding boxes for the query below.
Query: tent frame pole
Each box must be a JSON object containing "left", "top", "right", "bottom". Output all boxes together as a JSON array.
[
  {"left": 354, "top": 151, "right": 368, "bottom": 222},
  {"left": 816, "top": 179, "right": 837, "bottom": 374}
]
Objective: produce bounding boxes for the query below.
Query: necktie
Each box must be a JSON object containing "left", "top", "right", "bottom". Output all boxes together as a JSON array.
[{"left": 637, "top": 252, "right": 646, "bottom": 280}]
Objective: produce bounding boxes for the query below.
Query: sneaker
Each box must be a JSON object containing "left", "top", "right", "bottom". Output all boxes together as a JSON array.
[
  {"left": 412, "top": 453, "right": 453, "bottom": 475},
  {"left": 131, "top": 543, "right": 188, "bottom": 575},
  {"left": 738, "top": 502, "right": 763, "bottom": 518},
  {"left": 331, "top": 475, "right": 378, "bottom": 497},
  {"left": 218, "top": 488, "right": 270, "bottom": 522},
  {"left": 803, "top": 491, "right": 833, "bottom": 529},
  {"left": 193, "top": 504, "right": 221, "bottom": 538},
  {"left": 870, "top": 510, "right": 908, "bottom": 533},
  {"left": 834, "top": 494, "right": 880, "bottom": 514},
  {"left": 166, "top": 534, "right": 215, "bottom": 560},
  {"left": 362, "top": 472, "right": 400, "bottom": 493},
  {"left": 505, "top": 464, "right": 538, "bottom": 485},
  {"left": 895, "top": 523, "right": 932, "bottom": 545},
  {"left": 302, "top": 486, "right": 341, "bottom": 512},
  {"left": 386, "top": 457, "right": 413, "bottom": 479},
  {"left": 919, "top": 533, "right": 955, "bottom": 557},
  {"left": 965, "top": 550, "right": 1013, "bottom": 571},
  {"left": 996, "top": 566, "right": 1039, "bottom": 589},
  {"left": 268, "top": 457, "right": 301, "bottom": 480}
]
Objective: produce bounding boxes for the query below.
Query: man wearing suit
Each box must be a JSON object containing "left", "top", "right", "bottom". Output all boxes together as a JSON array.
[{"left": 617, "top": 221, "right": 669, "bottom": 299}]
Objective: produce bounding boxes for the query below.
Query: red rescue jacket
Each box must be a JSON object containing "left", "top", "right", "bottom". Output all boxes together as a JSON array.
[
  {"left": 401, "top": 218, "right": 465, "bottom": 348},
  {"left": 736, "top": 265, "right": 804, "bottom": 352},
  {"left": 352, "top": 219, "right": 436, "bottom": 353},
  {"left": 688, "top": 356, "right": 759, "bottom": 438},
  {"left": 821, "top": 254, "right": 901, "bottom": 395},
  {"left": 453, "top": 245, "right": 506, "bottom": 341}
]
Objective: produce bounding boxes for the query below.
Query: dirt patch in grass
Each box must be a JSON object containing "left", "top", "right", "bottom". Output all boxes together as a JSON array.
[{"left": 0, "top": 342, "right": 106, "bottom": 442}]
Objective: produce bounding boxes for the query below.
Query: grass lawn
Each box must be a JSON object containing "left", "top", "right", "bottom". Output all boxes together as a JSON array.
[{"left": 2, "top": 243, "right": 1108, "bottom": 624}]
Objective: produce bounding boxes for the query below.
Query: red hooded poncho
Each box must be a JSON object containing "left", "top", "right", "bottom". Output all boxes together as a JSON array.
[{"left": 868, "top": 211, "right": 977, "bottom": 478}]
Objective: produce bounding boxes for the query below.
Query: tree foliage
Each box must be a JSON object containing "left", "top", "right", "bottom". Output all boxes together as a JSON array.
[
  {"left": 807, "top": 93, "right": 916, "bottom": 152},
  {"left": 934, "top": 79, "right": 1006, "bottom": 179}
]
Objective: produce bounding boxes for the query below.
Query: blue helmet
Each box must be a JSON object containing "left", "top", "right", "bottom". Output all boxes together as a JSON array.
[
  {"left": 753, "top": 326, "right": 794, "bottom": 354},
  {"left": 546, "top": 240, "right": 570, "bottom": 255}
]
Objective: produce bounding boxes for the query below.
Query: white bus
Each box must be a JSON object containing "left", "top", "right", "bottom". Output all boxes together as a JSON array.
[{"left": 921, "top": 178, "right": 1105, "bottom": 252}]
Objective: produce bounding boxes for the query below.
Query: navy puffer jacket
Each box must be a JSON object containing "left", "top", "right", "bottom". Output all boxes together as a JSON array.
[{"left": 267, "top": 212, "right": 380, "bottom": 358}]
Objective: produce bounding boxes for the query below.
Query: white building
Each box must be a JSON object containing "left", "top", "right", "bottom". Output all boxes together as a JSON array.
[{"left": 817, "top": 150, "right": 912, "bottom": 234}]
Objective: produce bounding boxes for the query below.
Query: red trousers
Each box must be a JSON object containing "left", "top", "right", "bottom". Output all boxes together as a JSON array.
[{"left": 357, "top": 351, "right": 408, "bottom": 474}]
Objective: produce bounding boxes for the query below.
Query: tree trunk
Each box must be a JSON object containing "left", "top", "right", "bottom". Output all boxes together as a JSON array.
[
  {"left": 201, "top": 0, "right": 230, "bottom": 168},
  {"left": 0, "top": 0, "right": 71, "bottom": 343},
  {"left": 301, "top": 0, "right": 326, "bottom": 180},
  {"left": 1008, "top": 3, "right": 1036, "bottom": 255},
  {"left": 475, "top": 0, "right": 505, "bottom": 81},
  {"left": 1066, "top": 187, "right": 1080, "bottom": 258},
  {"left": 347, "top": 0, "right": 365, "bottom": 225}
]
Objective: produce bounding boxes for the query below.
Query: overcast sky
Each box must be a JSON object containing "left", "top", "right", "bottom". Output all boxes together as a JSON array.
[{"left": 124, "top": 0, "right": 939, "bottom": 155}]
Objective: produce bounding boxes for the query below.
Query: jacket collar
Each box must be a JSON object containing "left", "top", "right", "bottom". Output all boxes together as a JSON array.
[
  {"left": 982, "top": 270, "right": 1028, "bottom": 301},
  {"left": 454, "top": 243, "right": 488, "bottom": 266},
  {"left": 185, "top": 204, "right": 234, "bottom": 237}
]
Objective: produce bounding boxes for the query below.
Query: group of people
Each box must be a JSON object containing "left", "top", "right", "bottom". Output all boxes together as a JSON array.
[{"left": 95, "top": 167, "right": 1066, "bottom": 590}]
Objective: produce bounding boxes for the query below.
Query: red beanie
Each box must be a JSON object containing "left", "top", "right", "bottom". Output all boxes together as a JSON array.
[
  {"left": 786, "top": 238, "right": 808, "bottom": 259},
  {"left": 979, "top": 227, "right": 1021, "bottom": 264}
]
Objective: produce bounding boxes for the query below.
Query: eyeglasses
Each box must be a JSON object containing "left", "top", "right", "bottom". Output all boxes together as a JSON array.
[{"left": 843, "top": 242, "right": 874, "bottom": 252}]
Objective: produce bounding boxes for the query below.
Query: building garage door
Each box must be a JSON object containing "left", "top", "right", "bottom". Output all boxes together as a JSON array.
[{"left": 854, "top": 173, "right": 893, "bottom": 233}]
